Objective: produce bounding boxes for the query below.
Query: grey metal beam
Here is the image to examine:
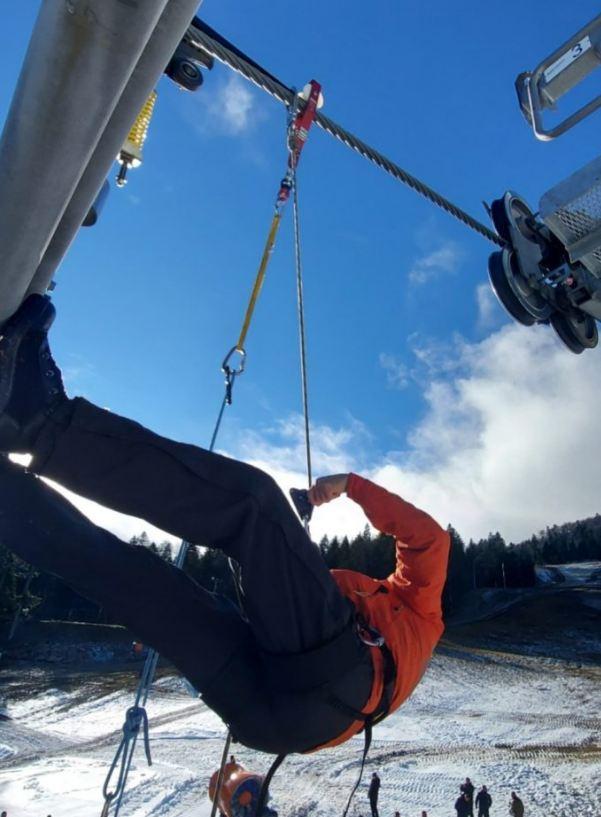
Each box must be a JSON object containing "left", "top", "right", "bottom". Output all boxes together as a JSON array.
[
  {"left": 0, "top": 0, "right": 173, "bottom": 323},
  {"left": 27, "top": 0, "right": 204, "bottom": 302}
]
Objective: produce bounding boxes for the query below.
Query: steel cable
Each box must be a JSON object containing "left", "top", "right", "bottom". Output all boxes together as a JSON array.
[{"left": 188, "top": 22, "right": 503, "bottom": 247}]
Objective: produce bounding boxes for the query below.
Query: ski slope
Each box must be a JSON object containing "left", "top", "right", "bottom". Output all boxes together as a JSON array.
[{"left": 1, "top": 642, "right": 599, "bottom": 817}]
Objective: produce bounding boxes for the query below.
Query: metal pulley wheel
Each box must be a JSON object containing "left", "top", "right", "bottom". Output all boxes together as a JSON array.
[
  {"left": 488, "top": 194, "right": 553, "bottom": 322},
  {"left": 490, "top": 193, "right": 539, "bottom": 244},
  {"left": 165, "top": 55, "right": 204, "bottom": 91},
  {"left": 488, "top": 249, "right": 550, "bottom": 326},
  {"left": 550, "top": 311, "right": 599, "bottom": 354}
]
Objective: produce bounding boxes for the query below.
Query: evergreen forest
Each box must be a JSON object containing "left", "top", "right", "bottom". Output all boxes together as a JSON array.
[{"left": 2, "top": 512, "right": 601, "bottom": 629}]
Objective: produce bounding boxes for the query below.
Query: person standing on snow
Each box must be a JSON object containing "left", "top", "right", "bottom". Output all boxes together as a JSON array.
[
  {"left": 509, "top": 792, "right": 524, "bottom": 817},
  {"left": 0, "top": 295, "right": 450, "bottom": 757},
  {"left": 461, "top": 777, "right": 475, "bottom": 817},
  {"left": 475, "top": 785, "right": 492, "bottom": 817},
  {"left": 455, "top": 792, "right": 471, "bottom": 817},
  {"left": 368, "top": 772, "right": 381, "bottom": 817}
]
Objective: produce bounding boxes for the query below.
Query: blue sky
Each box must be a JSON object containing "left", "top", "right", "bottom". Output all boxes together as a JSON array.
[{"left": 3, "top": 2, "right": 601, "bottom": 545}]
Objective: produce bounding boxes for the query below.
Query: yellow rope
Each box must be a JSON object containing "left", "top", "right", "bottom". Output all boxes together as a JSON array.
[{"left": 236, "top": 211, "right": 283, "bottom": 351}]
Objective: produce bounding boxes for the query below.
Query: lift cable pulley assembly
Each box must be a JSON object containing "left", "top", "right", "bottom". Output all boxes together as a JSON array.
[
  {"left": 185, "top": 15, "right": 601, "bottom": 355},
  {"left": 484, "top": 11, "right": 601, "bottom": 354},
  {"left": 487, "top": 187, "right": 601, "bottom": 353},
  {"left": 109, "top": 14, "right": 601, "bottom": 356}
]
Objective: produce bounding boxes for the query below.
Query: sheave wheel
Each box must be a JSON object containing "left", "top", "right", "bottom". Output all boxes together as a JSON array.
[
  {"left": 490, "top": 198, "right": 512, "bottom": 243},
  {"left": 488, "top": 250, "right": 536, "bottom": 326},
  {"left": 550, "top": 312, "right": 598, "bottom": 354},
  {"left": 490, "top": 192, "right": 539, "bottom": 244}
]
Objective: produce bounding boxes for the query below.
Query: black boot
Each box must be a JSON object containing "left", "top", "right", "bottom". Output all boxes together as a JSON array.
[{"left": 0, "top": 295, "right": 66, "bottom": 453}]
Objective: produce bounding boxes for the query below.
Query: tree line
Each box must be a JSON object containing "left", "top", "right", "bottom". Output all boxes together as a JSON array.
[{"left": 1, "top": 513, "right": 601, "bottom": 627}]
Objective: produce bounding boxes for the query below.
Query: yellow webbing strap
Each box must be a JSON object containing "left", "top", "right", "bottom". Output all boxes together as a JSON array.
[{"left": 236, "top": 210, "right": 283, "bottom": 351}]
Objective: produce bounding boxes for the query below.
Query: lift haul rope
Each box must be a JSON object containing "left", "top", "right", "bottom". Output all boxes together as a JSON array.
[{"left": 188, "top": 20, "right": 504, "bottom": 248}]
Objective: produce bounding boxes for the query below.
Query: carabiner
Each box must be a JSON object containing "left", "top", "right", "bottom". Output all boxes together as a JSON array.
[{"left": 221, "top": 345, "right": 246, "bottom": 377}]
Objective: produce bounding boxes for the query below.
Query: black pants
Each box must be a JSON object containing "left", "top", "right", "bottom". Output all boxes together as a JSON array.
[{"left": 4, "top": 398, "right": 373, "bottom": 754}]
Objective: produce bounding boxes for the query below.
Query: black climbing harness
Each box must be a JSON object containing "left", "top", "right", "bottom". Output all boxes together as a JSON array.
[{"left": 338, "top": 625, "right": 397, "bottom": 817}]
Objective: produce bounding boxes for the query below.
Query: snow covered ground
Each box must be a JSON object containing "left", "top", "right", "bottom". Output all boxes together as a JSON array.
[
  {"left": 536, "top": 562, "right": 601, "bottom": 586},
  {"left": 1, "top": 642, "right": 599, "bottom": 817}
]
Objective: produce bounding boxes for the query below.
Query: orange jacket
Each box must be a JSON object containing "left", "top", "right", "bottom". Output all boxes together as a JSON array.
[{"left": 317, "top": 473, "right": 450, "bottom": 750}]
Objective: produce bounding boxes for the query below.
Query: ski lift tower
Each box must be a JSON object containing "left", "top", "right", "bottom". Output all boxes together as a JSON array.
[{"left": 0, "top": 0, "right": 206, "bottom": 324}]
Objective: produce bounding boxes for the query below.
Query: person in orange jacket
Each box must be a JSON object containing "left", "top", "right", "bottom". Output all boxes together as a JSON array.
[{"left": 0, "top": 295, "right": 450, "bottom": 756}]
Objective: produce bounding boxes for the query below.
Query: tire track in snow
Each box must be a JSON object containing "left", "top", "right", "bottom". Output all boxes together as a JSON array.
[{"left": 0, "top": 700, "right": 207, "bottom": 769}]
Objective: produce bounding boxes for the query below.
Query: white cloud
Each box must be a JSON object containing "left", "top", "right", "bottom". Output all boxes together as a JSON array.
[
  {"left": 9, "top": 453, "right": 179, "bottom": 548},
  {"left": 192, "top": 75, "right": 259, "bottom": 136},
  {"left": 408, "top": 241, "right": 464, "bottom": 285},
  {"left": 233, "top": 414, "right": 371, "bottom": 476},
  {"left": 379, "top": 352, "right": 409, "bottom": 389},
  {"left": 227, "top": 324, "right": 601, "bottom": 546},
  {"left": 46, "top": 481, "right": 180, "bottom": 547},
  {"left": 220, "top": 415, "right": 372, "bottom": 542},
  {"left": 220, "top": 75, "right": 254, "bottom": 133},
  {"left": 476, "top": 282, "right": 503, "bottom": 330},
  {"left": 375, "top": 323, "right": 601, "bottom": 543}
]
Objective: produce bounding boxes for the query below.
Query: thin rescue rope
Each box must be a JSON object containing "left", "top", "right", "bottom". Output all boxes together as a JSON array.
[
  {"left": 101, "top": 548, "right": 183, "bottom": 817},
  {"left": 341, "top": 721, "right": 373, "bottom": 817},
  {"left": 291, "top": 171, "right": 313, "bottom": 493},
  {"left": 188, "top": 20, "right": 503, "bottom": 247}
]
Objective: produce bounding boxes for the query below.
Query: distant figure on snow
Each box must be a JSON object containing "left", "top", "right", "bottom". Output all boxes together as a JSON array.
[
  {"left": 509, "top": 792, "right": 524, "bottom": 817},
  {"left": 475, "top": 785, "right": 492, "bottom": 817},
  {"left": 368, "top": 772, "right": 381, "bottom": 817},
  {"left": 421, "top": 812, "right": 428, "bottom": 817},
  {"left": 0, "top": 295, "right": 450, "bottom": 757},
  {"left": 455, "top": 792, "right": 471, "bottom": 817},
  {"left": 461, "top": 777, "right": 475, "bottom": 817}
]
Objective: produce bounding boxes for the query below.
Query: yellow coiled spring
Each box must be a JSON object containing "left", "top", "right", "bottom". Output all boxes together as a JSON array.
[{"left": 117, "top": 90, "right": 158, "bottom": 187}]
